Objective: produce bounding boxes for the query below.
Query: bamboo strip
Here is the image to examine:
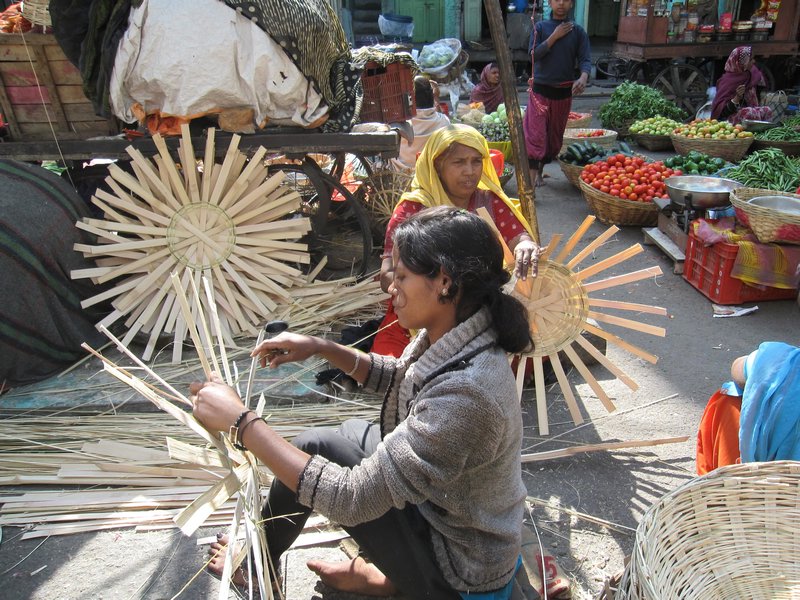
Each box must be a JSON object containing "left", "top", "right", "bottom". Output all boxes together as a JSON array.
[
  {"left": 588, "top": 310, "right": 667, "bottom": 338},
  {"left": 521, "top": 436, "right": 689, "bottom": 462},
  {"left": 554, "top": 215, "right": 596, "bottom": 263},
  {"left": 532, "top": 355, "right": 549, "bottom": 436},
  {"left": 587, "top": 298, "right": 668, "bottom": 316},
  {"left": 573, "top": 335, "right": 639, "bottom": 392},
  {"left": 566, "top": 225, "right": 620, "bottom": 269},
  {"left": 174, "top": 465, "right": 247, "bottom": 535},
  {"left": 562, "top": 344, "right": 616, "bottom": 412},
  {"left": 170, "top": 272, "right": 214, "bottom": 378},
  {"left": 573, "top": 244, "right": 644, "bottom": 282},
  {"left": 582, "top": 266, "right": 663, "bottom": 293},
  {"left": 548, "top": 352, "right": 584, "bottom": 425}
]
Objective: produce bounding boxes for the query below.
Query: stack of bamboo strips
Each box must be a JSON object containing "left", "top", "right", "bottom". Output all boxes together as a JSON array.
[{"left": 0, "top": 404, "right": 380, "bottom": 540}]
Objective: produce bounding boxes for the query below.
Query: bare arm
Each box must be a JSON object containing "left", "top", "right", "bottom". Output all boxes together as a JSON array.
[
  {"left": 191, "top": 334, "right": 371, "bottom": 491},
  {"left": 731, "top": 355, "right": 748, "bottom": 388}
]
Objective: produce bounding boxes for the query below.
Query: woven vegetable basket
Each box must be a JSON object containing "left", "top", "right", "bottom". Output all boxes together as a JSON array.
[
  {"left": 561, "top": 129, "right": 618, "bottom": 154},
  {"left": 670, "top": 133, "right": 754, "bottom": 162},
  {"left": 578, "top": 178, "right": 658, "bottom": 227},
  {"left": 620, "top": 461, "right": 800, "bottom": 600},
  {"left": 750, "top": 139, "right": 800, "bottom": 157},
  {"left": 631, "top": 133, "right": 673, "bottom": 151},
  {"left": 21, "top": 0, "right": 51, "bottom": 26},
  {"left": 730, "top": 187, "right": 800, "bottom": 244},
  {"left": 558, "top": 160, "right": 584, "bottom": 189},
  {"left": 566, "top": 113, "right": 592, "bottom": 129}
]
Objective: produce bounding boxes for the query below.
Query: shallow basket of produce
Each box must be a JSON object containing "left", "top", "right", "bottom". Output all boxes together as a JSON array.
[
  {"left": 565, "top": 112, "right": 592, "bottom": 128},
  {"left": 561, "top": 128, "right": 618, "bottom": 153},
  {"left": 670, "top": 133, "right": 753, "bottom": 162},
  {"left": 631, "top": 133, "right": 674, "bottom": 151},
  {"left": 730, "top": 187, "right": 800, "bottom": 245},
  {"left": 750, "top": 139, "right": 800, "bottom": 157},
  {"left": 558, "top": 160, "right": 584, "bottom": 189},
  {"left": 578, "top": 178, "right": 658, "bottom": 227}
]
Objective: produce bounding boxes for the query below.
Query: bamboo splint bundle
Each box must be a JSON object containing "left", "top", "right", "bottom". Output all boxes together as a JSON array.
[{"left": 71, "top": 125, "right": 314, "bottom": 363}]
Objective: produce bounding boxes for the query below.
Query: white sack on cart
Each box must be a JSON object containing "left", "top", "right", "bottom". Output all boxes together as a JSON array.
[{"left": 110, "top": 0, "right": 329, "bottom": 129}]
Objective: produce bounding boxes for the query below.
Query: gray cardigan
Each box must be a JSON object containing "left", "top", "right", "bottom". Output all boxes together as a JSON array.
[{"left": 297, "top": 308, "right": 526, "bottom": 593}]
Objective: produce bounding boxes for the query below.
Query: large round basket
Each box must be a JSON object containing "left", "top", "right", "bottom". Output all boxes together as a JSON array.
[
  {"left": 566, "top": 113, "right": 592, "bottom": 129},
  {"left": 730, "top": 187, "right": 800, "bottom": 244},
  {"left": 558, "top": 160, "right": 584, "bottom": 189},
  {"left": 578, "top": 178, "right": 658, "bottom": 227},
  {"left": 630, "top": 133, "right": 673, "bottom": 152},
  {"left": 670, "top": 133, "right": 753, "bottom": 162},
  {"left": 426, "top": 49, "right": 469, "bottom": 84},
  {"left": 618, "top": 461, "right": 800, "bottom": 600},
  {"left": 561, "top": 129, "right": 618, "bottom": 154},
  {"left": 750, "top": 138, "right": 800, "bottom": 157}
]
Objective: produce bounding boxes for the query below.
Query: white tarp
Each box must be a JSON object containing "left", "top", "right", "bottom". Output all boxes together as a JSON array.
[{"left": 110, "top": 0, "right": 329, "bottom": 128}]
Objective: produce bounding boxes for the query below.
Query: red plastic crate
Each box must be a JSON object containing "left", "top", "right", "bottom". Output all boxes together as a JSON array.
[
  {"left": 359, "top": 62, "right": 416, "bottom": 123},
  {"left": 683, "top": 230, "right": 797, "bottom": 304}
]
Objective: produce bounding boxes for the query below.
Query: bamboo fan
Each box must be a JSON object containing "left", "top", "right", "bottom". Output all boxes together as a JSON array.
[
  {"left": 478, "top": 210, "right": 667, "bottom": 436},
  {"left": 357, "top": 168, "right": 413, "bottom": 238},
  {"left": 72, "top": 125, "right": 313, "bottom": 363}
]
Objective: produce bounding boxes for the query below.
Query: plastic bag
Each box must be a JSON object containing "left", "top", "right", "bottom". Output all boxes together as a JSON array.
[
  {"left": 418, "top": 39, "right": 461, "bottom": 76},
  {"left": 760, "top": 90, "right": 788, "bottom": 121},
  {"left": 378, "top": 14, "right": 413, "bottom": 38}
]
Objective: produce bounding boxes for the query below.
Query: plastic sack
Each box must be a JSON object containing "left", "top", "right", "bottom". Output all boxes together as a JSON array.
[
  {"left": 378, "top": 14, "right": 413, "bottom": 38},
  {"left": 418, "top": 38, "right": 461, "bottom": 76}
]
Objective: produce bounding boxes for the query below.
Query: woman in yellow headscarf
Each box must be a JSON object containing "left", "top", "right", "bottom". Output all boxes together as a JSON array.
[{"left": 372, "top": 124, "right": 540, "bottom": 357}]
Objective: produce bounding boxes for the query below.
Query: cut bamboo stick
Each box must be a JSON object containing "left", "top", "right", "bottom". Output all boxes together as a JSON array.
[{"left": 521, "top": 436, "right": 689, "bottom": 462}]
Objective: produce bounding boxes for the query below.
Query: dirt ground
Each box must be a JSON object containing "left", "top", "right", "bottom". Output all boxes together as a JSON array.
[{"left": 1, "top": 92, "right": 799, "bottom": 599}]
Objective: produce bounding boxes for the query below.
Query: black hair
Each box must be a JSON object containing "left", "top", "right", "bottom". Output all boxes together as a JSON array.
[
  {"left": 414, "top": 76, "right": 435, "bottom": 109},
  {"left": 393, "top": 206, "right": 533, "bottom": 353}
]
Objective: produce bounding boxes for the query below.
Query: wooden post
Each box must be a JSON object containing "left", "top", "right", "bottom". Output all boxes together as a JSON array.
[{"left": 482, "top": 0, "right": 540, "bottom": 243}]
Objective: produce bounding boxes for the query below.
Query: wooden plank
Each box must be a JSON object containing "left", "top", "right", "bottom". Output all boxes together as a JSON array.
[
  {"left": 13, "top": 102, "right": 104, "bottom": 123},
  {"left": 30, "top": 44, "right": 69, "bottom": 131},
  {"left": 643, "top": 227, "right": 685, "bottom": 275},
  {"left": 0, "top": 66, "right": 22, "bottom": 139}
]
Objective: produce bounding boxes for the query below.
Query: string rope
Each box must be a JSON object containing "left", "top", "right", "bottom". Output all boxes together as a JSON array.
[{"left": 19, "top": 29, "right": 76, "bottom": 189}]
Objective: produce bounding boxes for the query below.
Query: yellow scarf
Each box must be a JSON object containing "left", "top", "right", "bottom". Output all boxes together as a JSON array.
[{"left": 399, "top": 124, "right": 533, "bottom": 237}]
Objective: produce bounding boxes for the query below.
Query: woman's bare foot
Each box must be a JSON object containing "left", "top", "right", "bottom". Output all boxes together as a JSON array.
[
  {"left": 208, "top": 534, "right": 249, "bottom": 586},
  {"left": 534, "top": 175, "right": 546, "bottom": 187},
  {"left": 307, "top": 556, "right": 398, "bottom": 597}
]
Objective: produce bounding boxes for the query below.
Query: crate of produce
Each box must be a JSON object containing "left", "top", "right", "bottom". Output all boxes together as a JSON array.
[
  {"left": 560, "top": 128, "right": 617, "bottom": 154},
  {"left": 360, "top": 61, "right": 416, "bottom": 124},
  {"left": 0, "top": 33, "right": 119, "bottom": 141},
  {"left": 683, "top": 228, "right": 797, "bottom": 303},
  {"left": 629, "top": 116, "right": 682, "bottom": 151},
  {"left": 730, "top": 187, "right": 800, "bottom": 244},
  {"left": 670, "top": 119, "right": 754, "bottom": 162}
]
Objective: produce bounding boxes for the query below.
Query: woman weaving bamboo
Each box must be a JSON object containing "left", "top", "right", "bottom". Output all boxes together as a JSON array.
[
  {"left": 192, "top": 207, "right": 532, "bottom": 599},
  {"left": 372, "top": 124, "right": 541, "bottom": 357}
]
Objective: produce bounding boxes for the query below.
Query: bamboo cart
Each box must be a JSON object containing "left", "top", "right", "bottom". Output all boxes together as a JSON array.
[
  {"left": 0, "top": 33, "right": 399, "bottom": 280},
  {"left": 609, "top": 0, "right": 800, "bottom": 115}
]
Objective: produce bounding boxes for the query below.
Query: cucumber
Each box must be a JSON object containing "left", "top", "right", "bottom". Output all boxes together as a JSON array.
[{"left": 618, "top": 141, "right": 632, "bottom": 154}]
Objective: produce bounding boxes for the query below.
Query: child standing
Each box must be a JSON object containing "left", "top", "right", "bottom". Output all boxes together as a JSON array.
[{"left": 523, "top": 0, "right": 591, "bottom": 187}]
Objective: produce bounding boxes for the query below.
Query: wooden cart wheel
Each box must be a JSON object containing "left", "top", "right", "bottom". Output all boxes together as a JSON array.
[
  {"left": 626, "top": 60, "right": 666, "bottom": 86},
  {"left": 652, "top": 63, "right": 709, "bottom": 116}
]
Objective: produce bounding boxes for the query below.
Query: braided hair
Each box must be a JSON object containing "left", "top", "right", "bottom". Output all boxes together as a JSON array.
[{"left": 393, "top": 206, "right": 533, "bottom": 353}]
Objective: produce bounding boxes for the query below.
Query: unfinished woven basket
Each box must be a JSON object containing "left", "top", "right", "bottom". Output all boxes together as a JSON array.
[
  {"left": 750, "top": 138, "right": 800, "bottom": 157},
  {"left": 578, "top": 178, "right": 658, "bottom": 227},
  {"left": 561, "top": 129, "right": 618, "bottom": 154},
  {"left": 559, "top": 160, "right": 584, "bottom": 189},
  {"left": 21, "top": 0, "right": 51, "bottom": 26},
  {"left": 730, "top": 187, "right": 800, "bottom": 244},
  {"left": 619, "top": 461, "right": 800, "bottom": 600},
  {"left": 670, "top": 133, "right": 753, "bottom": 162},
  {"left": 566, "top": 113, "right": 592, "bottom": 129},
  {"left": 631, "top": 133, "right": 673, "bottom": 152}
]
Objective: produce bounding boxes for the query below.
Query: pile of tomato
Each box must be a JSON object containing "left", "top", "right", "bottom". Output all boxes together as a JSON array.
[
  {"left": 575, "top": 129, "right": 607, "bottom": 138},
  {"left": 579, "top": 154, "right": 680, "bottom": 202}
]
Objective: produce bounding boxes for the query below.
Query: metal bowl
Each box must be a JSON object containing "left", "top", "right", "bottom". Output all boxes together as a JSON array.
[
  {"left": 748, "top": 195, "right": 800, "bottom": 217},
  {"left": 742, "top": 119, "right": 778, "bottom": 132},
  {"left": 664, "top": 176, "right": 742, "bottom": 208}
]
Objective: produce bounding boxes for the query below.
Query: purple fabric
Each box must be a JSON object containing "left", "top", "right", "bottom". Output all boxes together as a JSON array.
[{"left": 711, "top": 47, "right": 766, "bottom": 121}]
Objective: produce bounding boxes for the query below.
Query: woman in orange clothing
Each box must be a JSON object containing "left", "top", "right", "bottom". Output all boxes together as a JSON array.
[
  {"left": 372, "top": 125, "right": 541, "bottom": 357},
  {"left": 696, "top": 342, "right": 800, "bottom": 475}
]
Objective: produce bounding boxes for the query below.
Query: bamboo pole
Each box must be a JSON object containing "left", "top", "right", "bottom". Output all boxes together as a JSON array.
[{"left": 482, "top": 0, "right": 538, "bottom": 241}]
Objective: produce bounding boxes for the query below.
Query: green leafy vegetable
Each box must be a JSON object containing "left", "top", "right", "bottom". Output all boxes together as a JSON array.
[{"left": 598, "top": 82, "right": 687, "bottom": 131}]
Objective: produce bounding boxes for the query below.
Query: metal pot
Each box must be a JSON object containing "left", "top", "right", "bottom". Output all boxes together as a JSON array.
[
  {"left": 664, "top": 176, "right": 741, "bottom": 209},
  {"left": 749, "top": 195, "right": 800, "bottom": 217}
]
